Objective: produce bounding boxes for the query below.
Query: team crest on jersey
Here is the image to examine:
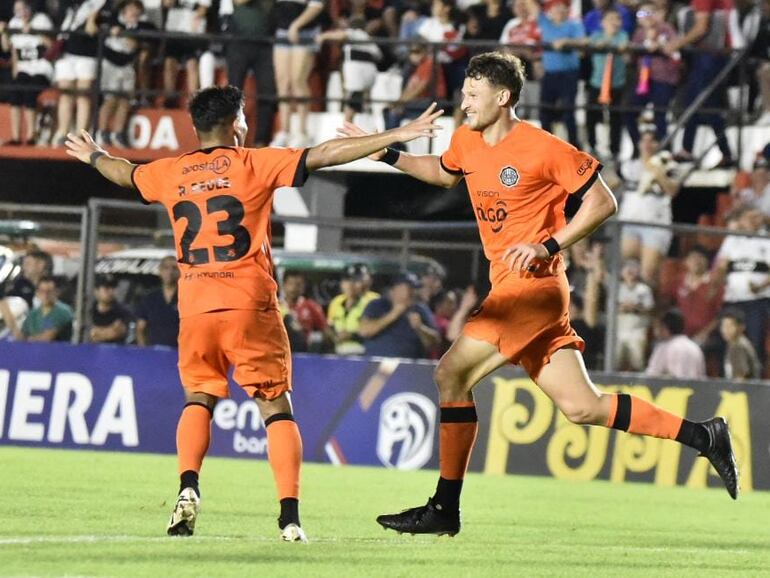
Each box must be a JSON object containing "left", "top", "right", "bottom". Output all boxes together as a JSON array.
[{"left": 499, "top": 166, "right": 519, "bottom": 187}]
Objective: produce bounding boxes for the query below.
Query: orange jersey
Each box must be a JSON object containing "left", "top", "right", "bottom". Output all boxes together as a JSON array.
[
  {"left": 132, "top": 146, "right": 308, "bottom": 318},
  {"left": 440, "top": 122, "right": 601, "bottom": 286}
]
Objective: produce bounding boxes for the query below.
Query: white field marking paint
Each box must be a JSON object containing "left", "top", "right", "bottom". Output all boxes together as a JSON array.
[{"left": 0, "top": 535, "right": 754, "bottom": 554}]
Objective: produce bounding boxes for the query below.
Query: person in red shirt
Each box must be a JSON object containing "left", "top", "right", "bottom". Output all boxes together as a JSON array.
[
  {"left": 672, "top": 245, "right": 724, "bottom": 343},
  {"left": 64, "top": 85, "right": 443, "bottom": 542},
  {"left": 280, "top": 270, "right": 329, "bottom": 351},
  {"left": 341, "top": 51, "right": 739, "bottom": 537}
]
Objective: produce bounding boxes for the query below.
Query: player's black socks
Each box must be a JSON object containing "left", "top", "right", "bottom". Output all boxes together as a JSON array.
[
  {"left": 180, "top": 470, "right": 200, "bottom": 497},
  {"left": 432, "top": 477, "right": 463, "bottom": 514},
  {"left": 676, "top": 420, "right": 711, "bottom": 454},
  {"left": 278, "top": 497, "right": 300, "bottom": 529}
]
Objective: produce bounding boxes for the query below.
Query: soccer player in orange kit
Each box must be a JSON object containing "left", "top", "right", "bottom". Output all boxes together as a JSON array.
[
  {"left": 339, "top": 52, "right": 738, "bottom": 537},
  {"left": 64, "top": 85, "right": 443, "bottom": 542}
]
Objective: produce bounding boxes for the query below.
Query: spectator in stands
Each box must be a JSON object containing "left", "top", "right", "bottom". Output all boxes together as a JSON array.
[
  {"left": 498, "top": 0, "right": 542, "bottom": 119},
  {"left": 585, "top": 9, "right": 628, "bottom": 160},
  {"left": 360, "top": 272, "right": 439, "bottom": 359},
  {"left": 135, "top": 255, "right": 179, "bottom": 347},
  {"left": 532, "top": 0, "right": 585, "bottom": 148},
  {"left": 88, "top": 274, "right": 133, "bottom": 344},
  {"left": 625, "top": 2, "right": 682, "bottom": 155},
  {"left": 280, "top": 270, "right": 329, "bottom": 352},
  {"left": 584, "top": 0, "right": 634, "bottom": 35},
  {"left": 1, "top": 249, "right": 52, "bottom": 309},
  {"left": 162, "top": 0, "right": 209, "bottom": 108},
  {"left": 418, "top": 263, "right": 444, "bottom": 305},
  {"left": 672, "top": 245, "right": 723, "bottom": 344},
  {"left": 50, "top": 0, "right": 106, "bottom": 146},
  {"left": 271, "top": 0, "right": 325, "bottom": 148},
  {"left": 0, "top": 19, "right": 12, "bottom": 113},
  {"left": 223, "top": 0, "right": 276, "bottom": 147},
  {"left": 731, "top": 157, "right": 770, "bottom": 220},
  {"left": 665, "top": 0, "right": 735, "bottom": 167},
  {"left": 4, "top": 0, "right": 53, "bottom": 146},
  {"left": 445, "top": 284, "right": 478, "bottom": 343},
  {"left": 317, "top": 16, "right": 383, "bottom": 123},
  {"left": 466, "top": 0, "right": 508, "bottom": 44},
  {"left": 13, "top": 276, "right": 73, "bottom": 342},
  {"left": 646, "top": 308, "right": 707, "bottom": 378},
  {"left": 653, "top": 0, "right": 688, "bottom": 29},
  {"left": 327, "top": 263, "right": 379, "bottom": 355},
  {"left": 417, "top": 0, "right": 468, "bottom": 102},
  {"left": 429, "top": 288, "right": 457, "bottom": 357},
  {"left": 384, "top": 42, "right": 447, "bottom": 134},
  {"left": 616, "top": 258, "right": 655, "bottom": 371},
  {"left": 619, "top": 129, "right": 682, "bottom": 287},
  {"left": 569, "top": 242, "right": 605, "bottom": 369},
  {"left": 714, "top": 204, "right": 770, "bottom": 364},
  {"left": 97, "top": 0, "right": 152, "bottom": 148},
  {"left": 751, "top": 1, "right": 769, "bottom": 126},
  {"left": 719, "top": 307, "right": 762, "bottom": 379}
]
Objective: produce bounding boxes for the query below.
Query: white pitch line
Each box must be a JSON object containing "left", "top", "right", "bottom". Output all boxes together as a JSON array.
[{"left": 0, "top": 535, "right": 755, "bottom": 555}]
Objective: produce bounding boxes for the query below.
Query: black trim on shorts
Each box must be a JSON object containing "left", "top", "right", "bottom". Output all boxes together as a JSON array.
[
  {"left": 572, "top": 165, "right": 603, "bottom": 200},
  {"left": 610, "top": 393, "right": 631, "bottom": 432},
  {"left": 264, "top": 413, "right": 296, "bottom": 428},
  {"left": 292, "top": 148, "right": 310, "bottom": 186},
  {"left": 439, "top": 155, "right": 464, "bottom": 176},
  {"left": 184, "top": 401, "right": 214, "bottom": 417},
  {"left": 440, "top": 405, "right": 478, "bottom": 423}
]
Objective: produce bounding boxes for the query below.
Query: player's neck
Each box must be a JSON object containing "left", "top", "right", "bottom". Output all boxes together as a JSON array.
[
  {"left": 480, "top": 114, "right": 518, "bottom": 147},
  {"left": 198, "top": 134, "right": 237, "bottom": 150}
]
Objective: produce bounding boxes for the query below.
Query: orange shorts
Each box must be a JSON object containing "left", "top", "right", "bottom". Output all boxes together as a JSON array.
[
  {"left": 462, "top": 272, "right": 584, "bottom": 379},
  {"left": 178, "top": 306, "right": 292, "bottom": 400}
]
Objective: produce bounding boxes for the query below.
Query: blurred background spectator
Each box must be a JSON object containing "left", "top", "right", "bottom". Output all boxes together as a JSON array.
[
  {"left": 16, "top": 276, "right": 73, "bottom": 342},
  {"left": 134, "top": 255, "right": 179, "bottom": 347},
  {"left": 280, "top": 270, "right": 330, "bottom": 352},
  {"left": 88, "top": 273, "right": 133, "bottom": 343},
  {"left": 162, "top": 0, "right": 208, "bottom": 108},
  {"left": 616, "top": 258, "right": 655, "bottom": 371},
  {"left": 360, "top": 272, "right": 439, "bottom": 358},
  {"left": 719, "top": 307, "right": 762, "bottom": 379},
  {"left": 731, "top": 157, "right": 770, "bottom": 220},
  {"left": 327, "top": 263, "right": 379, "bottom": 354},
  {"left": 646, "top": 308, "right": 706, "bottom": 378}
]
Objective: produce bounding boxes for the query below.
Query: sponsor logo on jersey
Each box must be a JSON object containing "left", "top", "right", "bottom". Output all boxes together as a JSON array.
[
  {"left": 377, "top": 392, "right": 436, "bottom": 470},
  {"left": 499, "top": 166, "right": 519, "bottom": 187},
  {"left": 577, "top": 158, "right": 593, "bottom": 176},
  {"left": 475, "top": 200, "right": 509, "bottom": 233},
  {"left": 181, "top": 155, "right": 231, "bottom": 175}
]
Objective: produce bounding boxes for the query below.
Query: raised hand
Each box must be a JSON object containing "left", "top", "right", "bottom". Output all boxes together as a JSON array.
[
  {"left": 393, "top": 102, "right": 444, "bottom": 143},
  {"left": 336, "top": 122, "right": 387, "bottom": 161},
  {"left": 64, "top": 130, "right": 105, "bottom": 164}
]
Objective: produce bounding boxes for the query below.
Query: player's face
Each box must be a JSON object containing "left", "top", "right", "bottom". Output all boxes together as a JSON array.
[
  {"left": 461, "top": 77, "right": 507, "bottom": 131},
  {"left": 233, "top": 108, "right": 248, "bottom": 146}
]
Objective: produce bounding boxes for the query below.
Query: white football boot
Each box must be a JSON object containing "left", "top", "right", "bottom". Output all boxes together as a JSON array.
[
  {"left": 167, "top": 487, "right": 200, "bottom": 536},
  {"left": 280, "top": 523, "right": 308, "bottom": 544}
]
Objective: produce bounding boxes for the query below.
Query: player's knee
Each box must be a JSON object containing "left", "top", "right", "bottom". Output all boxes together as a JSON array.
[
  {"left": 184, "top": 391, "right": 218, "bottom": 412},
  {"left": 433, "top": 363, "right": 469, "bottom": 396}
]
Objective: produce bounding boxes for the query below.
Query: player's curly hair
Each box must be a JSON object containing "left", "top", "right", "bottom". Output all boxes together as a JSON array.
[
  {"left": 465, "top": 52, "right": 526, "bottom": 108},
  {"left": 189, "top": 85, "right": 244, "bottom": 133}
]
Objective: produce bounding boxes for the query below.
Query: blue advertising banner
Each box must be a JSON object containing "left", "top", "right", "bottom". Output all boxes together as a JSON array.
[{"left": 1, "top": 342, "right": 767, "bottom": 493}]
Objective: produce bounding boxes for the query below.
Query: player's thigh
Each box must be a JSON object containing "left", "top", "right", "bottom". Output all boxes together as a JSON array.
[
  {"left": 435, "top": 334, "right": 508, "bottom": 397},
  {"left": 178, "top": 313, "right": 230, "bottom": 398},
  {"left": 223, "top": 307, "right": 292, "bottom": 401},
  {"left": 534, "top": 347, "right": 610, "bottom": 423}
]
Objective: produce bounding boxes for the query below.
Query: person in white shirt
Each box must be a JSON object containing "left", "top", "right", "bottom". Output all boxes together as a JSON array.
[
  {"left": 619, "top": 129, "right": 682, "bottom": 288},
  {"left": 4, "top": 0, "right": 53, "bottom": 145},
  {"left": 731, "top": 158, "right": 770, "bottom": 223},
  {"left": 646, "top": 308, "right": 706, "bottom": 379},
  {"left": 162, "top": 0, "right": 210, "bottom": 107},
  {"left": 714, "top": 204, "right": 770, "bottom": 365},
  {"left": 616, "top": 258, "right": 655, "bottom": 371}
]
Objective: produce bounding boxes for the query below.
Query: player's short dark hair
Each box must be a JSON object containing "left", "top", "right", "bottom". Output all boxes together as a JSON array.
[
  {"left": 721, "top": 307, "right": 746, "bottom": 326},
  {"left": 465, "top": 52, "right": 526, "bottom": 108},
  {"left": 189, "top": 85, "right": 244, "bottom": 133},
  {"left": 660, "top": 308, "right": 685, "bottom": 335}
]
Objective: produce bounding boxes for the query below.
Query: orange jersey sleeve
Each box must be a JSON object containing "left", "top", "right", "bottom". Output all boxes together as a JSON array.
[
  {"left": 245, "top": 147, "right": 309, "bottom": 190},
  {"left": 539, "top": 134, "right": 602, "bottom": 196},
  {"left": 131, "top": 158, "right": 178, "bottom": 204},
  {"left": 439, "top": 126, "right": 467, "bottom": 176}
]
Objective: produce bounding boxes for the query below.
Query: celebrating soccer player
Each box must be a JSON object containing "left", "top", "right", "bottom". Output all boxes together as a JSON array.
[
  {"left": 64, "top": 86, "right": 443, "bottom": 542},
  {"left": 338, "top": 52, "right": 739, "bottom": 537}
]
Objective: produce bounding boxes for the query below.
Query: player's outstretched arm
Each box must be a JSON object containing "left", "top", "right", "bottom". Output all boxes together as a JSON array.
[
  {"left": 336, "top": 118, "right": 462, "bottom": 189},
  {"left": 305, "top": 103, "right": 445, "bottom": 173},
  {"left": 65, "top": 130, "right": 137, "bottom": 189}
]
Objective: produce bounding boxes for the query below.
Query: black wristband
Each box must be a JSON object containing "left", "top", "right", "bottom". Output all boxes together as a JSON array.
[
  {"left": 380, "top": 147, "right": 401, "bottom": 166},
  {"left": 543, "top": 237, "right": 561, "bottom": 256},
  {"left": 90, "top": 151, "right": 106, "bottom": 166}
]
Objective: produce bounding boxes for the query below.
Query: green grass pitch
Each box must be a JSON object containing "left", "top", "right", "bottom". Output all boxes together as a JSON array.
[{"left": 1, "top": 446, "right": 767, "bottom": 577}]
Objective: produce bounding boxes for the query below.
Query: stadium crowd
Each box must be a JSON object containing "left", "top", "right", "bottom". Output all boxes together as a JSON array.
[{"left": 0, "top": 0, "right": 768, "bottom": 161}]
